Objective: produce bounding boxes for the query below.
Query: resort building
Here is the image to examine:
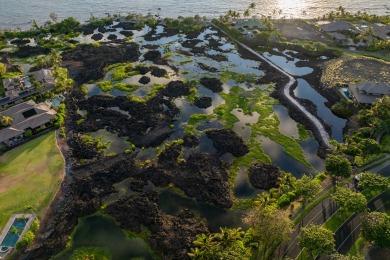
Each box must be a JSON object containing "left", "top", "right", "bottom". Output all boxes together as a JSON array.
[
  {"left": 348, "top": 82, "right": 390, "bottom": 104},
  {"left": 320, "top": 20, "right": 360, "bottom": 34},
  {"left": 0, "top": 100, "right": 57, "bottom": 146},
  {"left": 232, "top": 18, "right": 267, "bottom": 39},
  {"left": 0, "top": 69, "right": 55, "bottom": 110}
]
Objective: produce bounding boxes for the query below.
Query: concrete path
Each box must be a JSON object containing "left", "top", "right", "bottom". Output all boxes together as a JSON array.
[{"left": 211, "top": 22, "right": 332, "bottom": 149}]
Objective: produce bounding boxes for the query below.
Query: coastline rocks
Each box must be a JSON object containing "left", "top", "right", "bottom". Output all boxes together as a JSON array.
[
  {"left": 12, "top": 46, "right": 50, "bottom": 58},
  {"left": 149, "top": 209, "right": 208, "bottom": 260},
  {"left": 248, "top": 163, "right": 281, "bottom": 190},
  {"left": 194, "top": 96, "right": 212, "bottom": 109},
  {"left": 105, "top": 193, "right": 162, "bottom": 233},
  {"left": 144, "top": 50, "right": 162, "bottom": 62},
  {"left": 72, "top": 95, "right": 178, "bottom": 149},
  {"left": 107, "top": 34, "right": 117, "bottom": 40},
  {"left": 162, "top": 80, "right": 191, "bottom": 98},
  {"left": 157, "top": 143, "right": 182, "bottom": 169},
  {"left": 91, "top": 33, "right": 103, "bottom": 41},
  {"left": 113, "top": 21, "right": 137, "bottom": 30},
  {"left": 61, "top": 43, "right": 140, "bottom": 84},
  {"left": 10, "top": 39, "right": 30, "bottom": 45},
  {"left": 206, "top": 129, "right": 249, "bottom": 157},
  {"left": 174, "top": 153, "right": 233, "bottom": 208},
  {"left": 198, "top": 62, "right": 218, "bottom": 73},
  {"left": 133, "top": 65, "right": 150, "bottom": 75},
  {"left": 97, "top": 26, "right": 107, "bottom": 33},
  {"left": 151, "top": 67, "right": 167, "bottom": 77},
  {"left": 139, "top": 75, "right": 151, "bottom": 84},
  {"left": 119, "top": 30, "right": 134, "bottom": 37},
  {"left": 183, "top": 135, "right": 200, "bottom": 148},
  {"left": 200, "top": 77, "right": 223, "bottom": 93}
]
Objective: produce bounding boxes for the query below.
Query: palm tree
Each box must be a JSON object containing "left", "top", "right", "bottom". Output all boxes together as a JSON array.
[
  {"left": 1, "top": 116, "right": 13, "bottom": 126},
  {"left": 214, "top": 228, "right": 244, "bottom": 248},
  {"left": 49, "top": 49, "right": 62, "bottom": 66},
  {"left": 244, "top": 9, "right": 251, "bottom": 17},
  {"left": 249, "top": 3, "right": 256, "bottom": 9}
]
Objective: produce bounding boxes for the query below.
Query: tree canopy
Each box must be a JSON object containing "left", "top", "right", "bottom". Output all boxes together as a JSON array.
[
  {"left": 299, "top": 224, "right": 335, "bottom": 258},
  {"left": 325, "top": 154, "right": 352, "bottom": 179},
  {"left": 188, "top": 228, "right": 249, "bottom": 259},
  {"left": 358, "top": 172, "right": 390, "bottom": 192},
  {"left": 293, "top": 174, "right": 322, "bottom": 202},
  {"left": 331, "top": 187, "right": 367, "bottom": 213},
  {"left": 361, "top": 212, "right": 390, "bottom": 248},
  {"left": 244, "top": 204, "right": 293, "bottom": 258}
]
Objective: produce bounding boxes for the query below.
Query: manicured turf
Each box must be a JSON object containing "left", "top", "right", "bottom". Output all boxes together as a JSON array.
[{"left": 0, "top": 131, "right": 64, "bottom": 229}]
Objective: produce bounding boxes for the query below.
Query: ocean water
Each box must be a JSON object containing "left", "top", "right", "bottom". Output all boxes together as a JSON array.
[{"left": 0, "top": 0, "right": 389, "bottom": 29}]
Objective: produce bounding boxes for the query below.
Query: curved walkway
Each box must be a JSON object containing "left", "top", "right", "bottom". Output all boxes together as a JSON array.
[{"left": 211, "top": 22, "right": 331, "bottom": 148}]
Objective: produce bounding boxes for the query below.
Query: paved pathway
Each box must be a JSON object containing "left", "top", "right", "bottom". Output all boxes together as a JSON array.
[{"left": 211, "top": 22, "right": 332, "bottom": 148}]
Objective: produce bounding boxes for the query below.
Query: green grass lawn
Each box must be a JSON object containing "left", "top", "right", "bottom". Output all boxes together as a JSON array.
[{"left": 0, "top": 131, "right": 64, "bottom": 229}]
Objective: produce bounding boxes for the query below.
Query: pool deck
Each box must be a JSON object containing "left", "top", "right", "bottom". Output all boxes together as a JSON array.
[{"left": 0, "top": 213, "right": 35, "bottom": 258}]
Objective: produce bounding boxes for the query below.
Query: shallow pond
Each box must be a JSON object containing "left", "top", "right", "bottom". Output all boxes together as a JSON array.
[
  {"left": 54, "top": 214, "right": 155, "bottom": 260},
  {"left": 273, "top": 105, "right": 299, "bottom": 139},
  {"left": 233, "top": 166, "right": 262, "bottom": 198},
  {"left": 91, "top": 129, "right": 131, "bottom": 155},
  {"left": 294, "top": 78, "right": 347, "bottom": 142},
  {"left": 258, "top": 136, "right": 313, "bottom": 177},
  {"left": 263, "top": 51, "right": 313, "bottom": 76},
  {"left": 158, "top": 190, "right": 245, "bottom": 232}
]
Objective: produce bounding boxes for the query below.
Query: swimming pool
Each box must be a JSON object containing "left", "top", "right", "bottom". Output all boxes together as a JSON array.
[
  {"left": 0, "top": 218, "right": 28, "bottom": 247},
  {"left": 339, "top": 87, "right": 352, "bottom": 100}
]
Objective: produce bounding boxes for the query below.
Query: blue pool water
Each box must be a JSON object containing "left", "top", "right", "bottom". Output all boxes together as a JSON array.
[{"left": 0, "top": 218, "right": 28, "bottom": 247}]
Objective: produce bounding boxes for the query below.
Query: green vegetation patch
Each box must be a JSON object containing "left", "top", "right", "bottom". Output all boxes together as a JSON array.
[
  {"left": 214, "top": 86, "right": 311, "bottom": 172},
  {"left": 70, "top": 246, "right": 111, "bottom": 260},
  {"left": 97, "top": 81, "right": 113, "bottom": 92},
  {"left": 113, "top": 82, "right": 139, "bottom": 92},
  {"left": 110, "top": 63, "right": 140, "bottom": 81},
  {"left": 220, "top": 71, "right": 259, "bottom": 83},
  {"left": 0, "top": 132, "right": 63, "bottom": 228}
]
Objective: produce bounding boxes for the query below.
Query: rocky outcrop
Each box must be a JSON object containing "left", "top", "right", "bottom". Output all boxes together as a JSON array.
[
  {"left": 151, "top": 67, "right": 167, "bottom": 77},
  {"left": 119, "top": 30, "right": 134, "bottom": 37},
  {"left": 200, "top": 77, "right": 223, "bottom": 92},
  {"left": 107, "top": 34, "right": 117, "bottom": 40},
  {"left": 61, "top": 43, "right": 140, "bottom": 84},
  {"left": 139, "top": 75, "right": 151, "bottom": 84},
  {"left": 161, "top": 80, "right": 191, "bottom": 98},
  {"left": 144, "top": 50, "right": 162, "bottom": 62},
  {"left": 91, "top": 33, "right": 103, "bottom": 41},
  {"left": 194, "top": 96, "right": 212, "bottom": 109},
  {"left": 206, "top": 129, "right": 249, "bottom": 157},
  {"left": 174, "top": 153, "right": 233, "bottom": 208},
  {"left": 248, "top": 163, "right": 281, "bottom": 190},
  {"left": 12, "top": 46, "right": 50, "bottom": 58},
  {"left": 149, "top": 210, "right": 208, "bottom": 260},
  {"left": 105, "top": 193, "right": 162, "bottom": 233}
]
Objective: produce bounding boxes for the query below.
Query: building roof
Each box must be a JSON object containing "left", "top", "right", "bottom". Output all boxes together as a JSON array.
[
  {"left": 321, "top": 21, "right": 360, "bottom": 33},
  {"left": 329, "top": 32, "right": 348, "bottom": 41},
  {"left": 0, "top": 100, "right": 56, "bottom": 143},
  {"left": 32, "top": 69, "right": 55, "bottom": 83},
  {"left": 372, "top": 23, "right": 390, "bottom": 40},
  {"left": 348, "top": 84, "right": 378, "bottom": 104},
  {"left": 356, "top": 82, "right": 390, "bottom": 95}
]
